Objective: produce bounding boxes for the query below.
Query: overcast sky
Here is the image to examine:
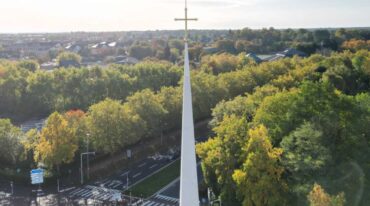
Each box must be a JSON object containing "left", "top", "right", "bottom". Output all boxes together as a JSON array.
[{"left": 0, "top": 0, "right": 369, "bottom": 33}]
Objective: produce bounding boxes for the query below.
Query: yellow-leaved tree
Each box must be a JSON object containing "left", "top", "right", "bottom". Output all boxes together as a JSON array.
[
  {"left": 307, "top": 183, "right": 345, "bottom": 206},
  {"left": 34, "top": 112, "right": 78, "bottom": 173},
  {"left": 232, "top": 125, "right": 287, "bottom": 206}
]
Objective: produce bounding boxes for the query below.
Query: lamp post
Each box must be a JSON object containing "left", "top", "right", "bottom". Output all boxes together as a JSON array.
[
  {"left": 86, "top": 133, "right": 90, "bottom": 180},
  {"left": 126, "top": 149, "right": 132, "bottom": 189},
  {"left": 10, "top": 181, "right": 13, "bottom": 195},
  {"left": 81, "top": 152, "right": 95, "bottom": 185}
]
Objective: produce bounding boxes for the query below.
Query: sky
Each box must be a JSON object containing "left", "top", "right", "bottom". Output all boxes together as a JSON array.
[{"left": 0, "top": 0, "right": 369, "bottom": 33}]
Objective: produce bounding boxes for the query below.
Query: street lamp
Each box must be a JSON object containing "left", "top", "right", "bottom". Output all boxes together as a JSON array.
[
  {"left": 10, "top": 181, "right": 13, "bottom": 195},
  {"left": 86, "top": 133, "right": 91, "bottom": 180},
  {"left": 126, "top": 149, "right": 132, "bottom": 190},
  {"left": 81, "top": 152, "right": 95, "bottom": 185}
]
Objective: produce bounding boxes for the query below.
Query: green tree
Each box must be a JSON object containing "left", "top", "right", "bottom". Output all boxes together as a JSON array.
[
  {"left": 214, "top": 39, "right": 236, "bottom": 54},
  {"left": 57, "top": 52, "right": 82, "bottom": 68},
  {"left": 313, "top": 30, "right": 331, "bottom": 43},
  {"left": 17, "top": 60, "right": 40, "bottom": 72},
  {"left": 124, "top": 89, "right": 168, "bottom": 138},
  {"left": 200, "top": 53, "right": 245, "bottom": 74},
  {"left": 197, "top": 115, "right": 247, "bottom": 204},
  {"left": 210, "top": 85, "right": 280, "bottom": 127},
  {"left": 85, "top": 99, "right": 131, "bottom": 153},
  {"left": 129, "top": 45, "right": 153, "bottom": 60},
  {"left": 158, "top": 86, "right": 182, "bottom": 130},
  {"left": 86, "top": 97, "right": 148, "bottom": 154},
  {"left": 34, "top": 112, "right": 78, "bottom": 172},
  {"left": 233, "top": 125, "right": 287, "bottom": 206},
  {"left": 0, "top": 119, "right": 24, "bottom": 166},
  {"left": 280, "top": 122, "right": 332, "bottom": 199}
]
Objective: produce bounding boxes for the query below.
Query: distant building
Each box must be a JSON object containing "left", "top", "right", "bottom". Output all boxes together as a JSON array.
[
  {"left": 91, "top": 42, "right": 117, "bottom": 56},
  {"left": 65, "top": 43, "right": 82, "bottom": 53},
  {"left": 40, "top": 61, "right": 58, "bottom": 71},
  {"left": 115, "top": 55, "right": 139, "bottom": 65},
  {"left": 246, "top": 53, "right": 263, "bottom": 63},
  {"left": 251, "top": 48, "right": 307, "bottom": 63}
]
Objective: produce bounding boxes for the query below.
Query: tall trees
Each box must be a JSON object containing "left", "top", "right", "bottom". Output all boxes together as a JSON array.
[
  {"left": 17, "top": 60, "right": 40, "bottom": 72},
  {"left": 233, "top": 125, "right": 287, "bottom": 206},
  {"left": 0, "top": 119, "right": 24, "bottom": 166},
  {"left": 307, "top": 184, "right": 345, "bottom": 206},
  {"left": 34, "top": 112, "right": 78, "bottom": 171},
  {"left": 198, "top": 50, "right": 370, "bottom": 205},
  {"left": 129, "top": 44, "right": 153, "bottom": 60},
  {"left": 341, "top": 39, "right": 370, "bottom": 51},
  {"left": 124, "top": 89, "right": 167, "bottom": 138},
  {"left": 280, "top": 122, "right": 332, "bottom": 200},
  {"left": 57, "top": 52, "right": 82, "bottom": 68},
  {"left": 313, "top": 30, "right": 331, "bottom": 43},
  {"left": 85, "top": 99, "right": 133, "bottom": 154},
  {"left": 214, "top": 39, "right": 236, "bottom": 54},
  {"left": 197, "top": 115, "right": 247, "bottom": 204},
  {"left": 200, "top": 53, "right": 246, "bottom": 74},
  {"left": 0, "top": 60, "right": 183, "bottom": 119}
]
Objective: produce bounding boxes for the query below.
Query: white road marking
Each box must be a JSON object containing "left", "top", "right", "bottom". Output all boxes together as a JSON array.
[
  {"left": 149, "top": 164, "right": 158, "bottom": 169},
  {"left": 138, "top": 162, "right": 146, "bottom": 167},
  {"left": 133, "top": 172, "right": 142, "bottom": 178},
  {"left": 120, "top": 171, "right": 129, "bottom": 177}
]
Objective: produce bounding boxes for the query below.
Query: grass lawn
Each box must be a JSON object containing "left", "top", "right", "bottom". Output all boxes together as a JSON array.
[{"left": 127, "top": 160, "right": 180, "bottom": 198}]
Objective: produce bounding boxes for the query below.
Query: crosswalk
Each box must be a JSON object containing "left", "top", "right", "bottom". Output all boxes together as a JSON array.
[
  {"left": 67, "top": 185, "right": 122, "bottom": 202},
  {"left": 0, "top": 192, "right": 11, "bottom": 206},
  {"left": 95, "top": 178, "right": 126, "bottom": 190},
  {"left": 133, "top": 194, "right": 178, "bottom": 206},
  {"left": 155, "top": 195, "right": 179, "bottom": 204}
]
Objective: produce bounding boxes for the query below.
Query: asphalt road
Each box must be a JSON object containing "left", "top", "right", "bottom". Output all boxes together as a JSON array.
[
  {"left": 0, "top": 119, "right": 210, "bottom": 205},
  {"left": 62, "top": 148, "right": 180, "bottom": 204}
]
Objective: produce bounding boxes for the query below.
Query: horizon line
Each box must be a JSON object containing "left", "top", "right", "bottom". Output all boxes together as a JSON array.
[{"left": 1, "top": 26, "right": 369, "bottom": 35}]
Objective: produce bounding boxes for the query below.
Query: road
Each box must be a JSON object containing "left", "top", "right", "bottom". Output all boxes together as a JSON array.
[
  {"left": 138, "top": 162, "right": 203, "bottom": 206},
  {"left": 62, "top": 148, "right": 180, "bottom": 204},
  {"left": 0, "top": 119, "right": 210, "bottom": 205}
]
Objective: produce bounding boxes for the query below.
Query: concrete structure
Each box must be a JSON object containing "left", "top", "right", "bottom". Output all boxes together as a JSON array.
[{"left": 176, "top": 1, "right": 199, "bottom": 205}]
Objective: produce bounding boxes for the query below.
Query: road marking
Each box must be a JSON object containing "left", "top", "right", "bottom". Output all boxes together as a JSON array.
[
  {"left": 72, "top": 188, "right": 85, "bottom": 196},
  {"left": 111, "top": 183, "right": 121, "bottom": 188},
  {"left": 69, "top": 188, "right": 82, "bottom": 195},
  {"left": 60, "top": 186, "right": 75, "bottom": 193},
  {"left": 138, "top": 162, "right": 146, "bottom": 167},
  {"left": 120, "top": 171, "right": 129, "bottom": 177},
  {"left": 133, "top": 172, "right": 142, "bottom": 178},
  {"left": 156, "top": 194, "right": 179, "bottom": 203},
  {"left": 149, "top": 164, "right": 158, "bottom": 169}
]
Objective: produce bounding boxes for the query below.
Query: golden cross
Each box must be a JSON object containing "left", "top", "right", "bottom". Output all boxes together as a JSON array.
[{"left": 175, "top": 0, "right": 198, "bottom": 42}]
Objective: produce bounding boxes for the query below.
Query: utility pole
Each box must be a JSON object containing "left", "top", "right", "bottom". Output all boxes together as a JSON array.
[
  {"left": 10, "top": 181, "right": 13, "bottom": 195},
  {"left": 81, "top": 152, "right": 95, "bottom": 185},
  {"left": 86, "top": 133, "right": 90, "bottom": 180},
  {"left": 126, "top": 149, "right": 132, "bottom": 190},
  {"left": 57, "top": 179, "right": 60, "bottom": 193},
  {"left": 126, "top": 173, "right": 129, "bottom": 190}
]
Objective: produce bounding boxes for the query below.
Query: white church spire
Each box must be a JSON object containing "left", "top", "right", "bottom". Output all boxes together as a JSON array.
[{"left": 175, "top": 1, "right": 199, "bottom": 205}]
